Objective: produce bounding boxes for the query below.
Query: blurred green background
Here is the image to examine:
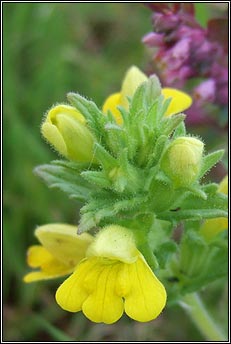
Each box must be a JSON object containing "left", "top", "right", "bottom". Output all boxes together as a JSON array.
[{"left": 3, "top": 3, "right": 228, "bottom": 341}]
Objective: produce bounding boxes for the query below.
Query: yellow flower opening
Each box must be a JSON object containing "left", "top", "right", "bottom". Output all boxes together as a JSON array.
[
  {"left": 200, "top": 175, "right": 228, "bottom": 240},
  {"left": 23, "top": 223, "right": 93, "bottom": 283},
  {"left": 41, "top": 104, "right": 95, "bottom": 162},
  {"left": 56, "top": 225, "right": 167, "bottom": 324},
  {"left": 102, "top": 65, "right": 192, "bottom": 124}
]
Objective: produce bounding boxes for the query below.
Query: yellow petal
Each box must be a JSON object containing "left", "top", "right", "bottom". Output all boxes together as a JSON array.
[
  {"left": 200, "top": 175, "right": 228, "bottom": 240},
  {"left": 200, "top": 217, "right": 228, "bottom": 241},
  {"left": 218, "top": 175, "right": 228, "bottom": 194},
  {"left": 35, "top": 224, "right": 93, "bottom": 266},
  {"left": 124, "top": 257, "right": 167, "bottom": 322},
  {"left": 120, "top": 66, "right": 148, "bottom": 108},
  {"left": 24, "top": 246, "right": 74, "bottom": 283},
  {"left": 26, "top": 245, "right": 53, "bottom": 268},
  {"left": 41, "top": 105, "right": 85, "bottom": 158},
  {"left": 55, "top": 258, "right": 92, "bottom": 312},
  {"left": 162, "top": 88, "right": 192, "bottom": 116},
  {"left": 47, "top": 104, "right": 85, "bottom": 125},
  {"left": 82, "top": 262, "right": 124, "bottom": 324},
  {"left": 102, "top": 92, "right": 123, "bottom": 124},
  {"left": 41, "top": 122, "right": 68, "bottom": 157},
  {"left": 87, "top": 225, "right": 139, "bottom": 263},
  {"left": 23, "top": 264, "right": 73, "bottom": 283},
  {"left": 116, "top": 263, "right": 132, "bottom": 296},
  {"left": 55, "top": 114, "right": 94, "bottom": 162}
]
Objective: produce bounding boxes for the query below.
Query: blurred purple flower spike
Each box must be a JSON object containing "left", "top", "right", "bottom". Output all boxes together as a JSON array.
[{"left": 143, "top": 3, "right": 228, "bottom": 126}]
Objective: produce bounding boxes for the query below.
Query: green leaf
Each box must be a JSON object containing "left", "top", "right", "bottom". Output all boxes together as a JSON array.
[
  {"left": 158, "top": 184, "right": 228, "bottom": 222},
  {"left": 161, "top": 113, "right": 186, "bottom": 136},
  {"left": 78, "top": 192, "right": 148, "bottom": 232},
  {"left": 93, "top": 142, "right": 118, "bottom": 170},
  {"left": 147, "top": 134, "right": 168, "bottom": 167},
  {"left": 34, "top": 160, "right": 92, "bottom": 202},
  {"left": 81, "top": 170, "right": 111, "bottom": 189},
  {"left": 129, "top": 81, "right": 146, "bottom": 115},
  {"left": 199, "top": 149, "right": 224, "bottom": 179},
  {"left": 172, "top": 121, "right": 186, "bottom": 138},
  {"left": 187, "top": 185, "right": 207, "bottom": 200},
  {"left": 159, "top": 208, "right": 227, "bottom": 222},
  {"left": 157, "top": 241, "right": 178, "bottom": 269},
  {"left": 130, "top": 76, "right": 161, "bottom": 116},
  {"left": 177, "top": 231, "right": 228, "bottom": 293}
]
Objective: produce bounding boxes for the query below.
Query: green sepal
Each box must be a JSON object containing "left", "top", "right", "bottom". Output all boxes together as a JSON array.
[
  {"left": 67, "top": 92, "right": 106, "bottom": 141},
  {"left": 130, "top": 76, "right": 161, "bottom": 116},
  {"left": 144, "top": 75, "right": 162, "bottom": 108},
  {"left": 172, "top": 121, "right": 186, "bottom": 138},
  {"left": 34, "top": 160, "right": 92, "bottom": 202},
  {"left": 146, "top": 135, "right": 168, "bottom": 168},
  {"left": 199, "top": 149, "right": 225, "bottom": 179},
  {"left": 161, "top": 113, "right": 186, "bottom": 136},
  {"left": 93, "top": 143, "right": 118, "bottom": 170}
]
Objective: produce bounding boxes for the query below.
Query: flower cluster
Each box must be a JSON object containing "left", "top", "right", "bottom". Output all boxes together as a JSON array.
[
  {"left": 24, "top": 66, "right": 227, "bottom": 325},
  {"left": 143, "top": 3, "right": 228, "bottom": 124}
]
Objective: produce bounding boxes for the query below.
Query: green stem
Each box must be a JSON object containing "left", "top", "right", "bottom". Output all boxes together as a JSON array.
[{"left": 181, "top": 292, "right": 227, "bottom": 341}]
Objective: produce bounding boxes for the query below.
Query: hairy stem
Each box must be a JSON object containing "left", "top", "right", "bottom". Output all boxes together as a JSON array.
[{"left": 180, "top": 292, "right": 227, "bottom": 341}]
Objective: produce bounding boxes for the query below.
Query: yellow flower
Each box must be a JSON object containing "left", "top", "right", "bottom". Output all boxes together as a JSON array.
[
  {"left": 200, "top": 175, "right": 228, "bottom": 240},
  {"left": 161, "top": 136, "right": 204, "bottom": 187},
  {"left": 56, "top": 225, "right": 167, "bottom": 324},
  {"left": 102, "top": 66, "right": 192, "bottom": 124},
  {"left": 41, "top": 104, "right": 95, "bottom": 162},
  {"left": 23, "top": 224, "right": 93, "bottom": 283}
]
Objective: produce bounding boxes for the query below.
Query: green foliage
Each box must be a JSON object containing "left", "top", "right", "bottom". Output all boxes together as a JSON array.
[
  {"left": 171, "top": 231, "right": 228, "bottom": 294},
  {"left": 37, "top": 78, "right": 227, "bottom": 237}
]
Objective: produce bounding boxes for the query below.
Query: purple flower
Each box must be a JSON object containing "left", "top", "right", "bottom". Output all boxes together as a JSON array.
[{"left": 143, "top": 3, "right": 228, "bottom": 125}]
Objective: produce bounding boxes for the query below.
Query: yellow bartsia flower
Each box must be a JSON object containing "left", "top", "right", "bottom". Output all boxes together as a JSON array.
[
  {"left": 102, "top": 66, "right": 192, "bottom": 124},
  {"left": 41, "top": 105, "right": 95, "bottom": 162},
  {"left": 56, "top": 225, "right": 167, "bottom": 324},
  {"left": 23, "top": 224, "right": 93, "bottom": 282},
  {"left": 200, "top": 175, "right": 228, "bottom": 240}
]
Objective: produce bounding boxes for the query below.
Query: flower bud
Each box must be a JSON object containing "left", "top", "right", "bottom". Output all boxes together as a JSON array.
[
  {"left": 41, "top": 104, "right": 95, "bottom": 162},
  {"left": 161, "top": 136, "right": 204, "bottom": 187}
]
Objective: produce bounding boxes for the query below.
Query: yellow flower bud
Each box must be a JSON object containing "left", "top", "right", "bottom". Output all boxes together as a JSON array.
[
  {"left": 41, "top": 104, "right": 95, "bottom": 162},
  {"left": 161, "top": 136, "right": 204, "bottom": 187}
]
